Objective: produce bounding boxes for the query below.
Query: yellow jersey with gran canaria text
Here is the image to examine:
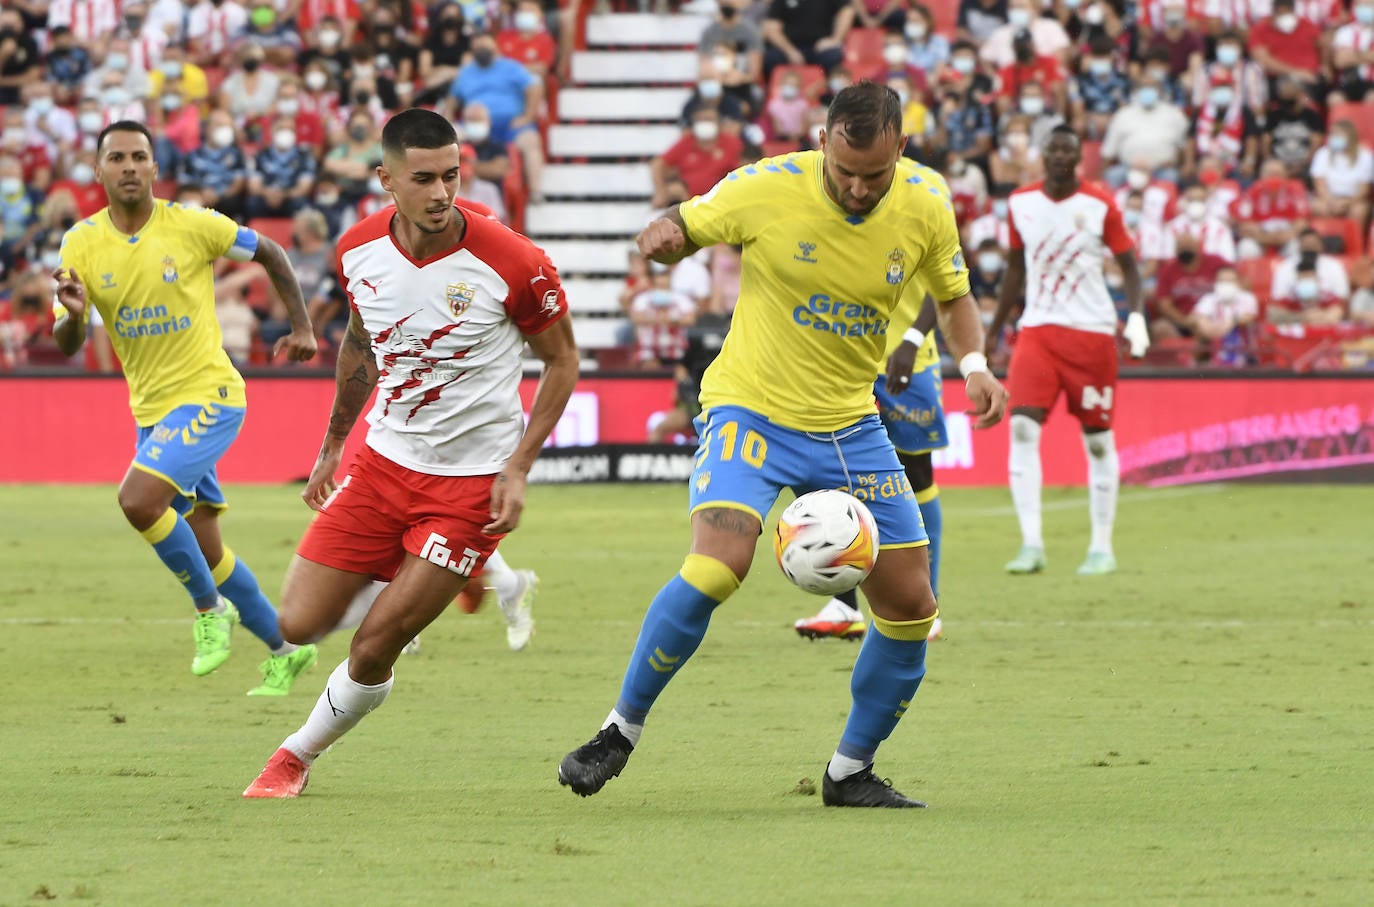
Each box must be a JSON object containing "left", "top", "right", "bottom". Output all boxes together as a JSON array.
[
  {"left": 680, "top": 151, "right": 968, "bottom": 431},
  {"left": 58, "top": 201, "right": 258, "bottom": 426}
]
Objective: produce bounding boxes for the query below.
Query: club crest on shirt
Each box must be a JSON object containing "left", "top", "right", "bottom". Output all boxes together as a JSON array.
[
  {"left": 539, "top": 288, "right": 561, "bottom": 317},
  {"left": 886, "top": 248, "right": 905, "bottom": 285},
  {"left": 951, "top": 250, "right": 965, "bottom": 274},
  {"left": 161, "top": 255, "right": 178, "bottom": 283},
  {"left": 1074, "top": 213, "right": 1087, "bottom": 230},
  {"left": 446, "top": 282, "right": 475, "bottom": 317}
]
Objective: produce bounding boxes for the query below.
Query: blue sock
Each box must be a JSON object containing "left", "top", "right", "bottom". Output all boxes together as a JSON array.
[
  {"left": 614, "top": 555, "right": 739, "bottom": 724},
  {"left": 836, "top": 616, "right": 931, "bottom": 765},
  {"left": 139, "top": 509, "right": 218, "bottom": 608},
  {"left": 918, "top": 490, "right": 943, "bottom": 598},
  {"left": 212, "top": 549, "right": 284, "bottom": 649}
]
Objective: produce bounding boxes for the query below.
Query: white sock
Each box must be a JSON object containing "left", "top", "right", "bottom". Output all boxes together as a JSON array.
[
  {"left": 1008, "top": 414, "right": 1044, "bottom": 549},
  {"left": 1083, "top": 430, "right": 1119, "bottom": 555},
  {"left": 337, "top": 581, "right": 386, "bottom": 631},
  {"left": 603, "top": 708, "right": 643, "bottom": 747},
  {"left": 282, "top": 659, "right": 393, "bottom": 764},
  {"left": 484, "top": 550, "right": 520, "bottom": 601},
  {"left": 270, "top": 642, "right": 299, "bottom": 656},
  {"left": 827, "top": 752, "right": 867, "bottom": 781}
]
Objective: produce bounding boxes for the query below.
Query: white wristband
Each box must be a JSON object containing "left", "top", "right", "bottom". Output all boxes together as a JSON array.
[
  {"left": 902, "top": 328, "right": 925, "bottom": 348},
  {"left": 958, "top": 352, "right": 989, "bottom": 378}
]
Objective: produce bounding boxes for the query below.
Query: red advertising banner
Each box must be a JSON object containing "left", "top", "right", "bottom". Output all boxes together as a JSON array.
[{"left": 2, "top": 375, "right": 1371, "bottom": 485}]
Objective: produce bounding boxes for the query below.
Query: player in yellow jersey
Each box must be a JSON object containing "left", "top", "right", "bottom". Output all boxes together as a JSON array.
[
  {"left": 51, "top": 121, "right": 321, "bottom": 696},
  {"left": 794, "top": 293, "right": 952, "bottom": 642},
  {"left": 560, "top": 82, "right": 1009, "bottom": 808}
]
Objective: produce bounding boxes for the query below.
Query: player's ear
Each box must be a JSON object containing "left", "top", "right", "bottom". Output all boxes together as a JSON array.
[{"left": 376, "top": 165, "right": 391, "bottom": 193}]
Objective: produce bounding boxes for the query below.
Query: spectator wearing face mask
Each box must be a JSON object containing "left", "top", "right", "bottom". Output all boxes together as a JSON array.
[
  {"left": 297, "top": 15, "right": 353, "bottom": 87},
  {"left": 419, "top": 3, "right": 471, "bottom": 106},
  {"left": 497, "top": 0, "right": 558, "bottom": 77},
  {"left": 0, "top": 155, "right": 38, "bottom": 273},
  {"left": 957, "top": 0, "right": 1010, "bottom": 44},
  {"left": 1263, "top": 75, "right": 1326, "bottom": 177},
  {"left": 968, "top": 237, "right": 1006, "bottom": 327},
  {"left": 980, "top": 0, "right": 1071, "bottom": 68},
  {"left": 682, "top": 57, "right": 749, "bottom": 135},
  {"left": 247, "top": 116, "right": 318, "bottom": 219},
  {"left": 1100, "top": 74, "right": 1188, "bottom": 187},
  {"left": 308, "top": 175, "right": 352, "bottom": 237},
  {"left": 45, "top": 150, "right": 106, "bottom": 219},
  {"left": 243, "top": 0, "right": 302, "bottom": 68},
  {"left": 1270, "top": 230, "right": 1350, "bottom": 325},
  {"left": 1151, "top": 232, "right": 1229, "bottom": 339},
  {"left": 151, "top": 81, "right": 204, "bottom": 172},
  {"left": 1201, "top": 0, "right": 1271, "bottom": 33},
  {"left": 902, "top": 5, "right": 950, "bottom": 72},
  {"left": 1247, "top": 0, "right": 1323, "bottom": 88},
  {"left": 0, "top": 10, "right": 41, "bottom": 107},
  {"left": 1, "top": 110, "right": 52, "bottom": 193},
  {"left": 185, "top": 0, "right": 250, "bottom": 68},
  {"left": 1165, "top": 185, "right": 1237, "bottom": 262},
  {"left": 997, "top": 28, "right": 1065, "bottom": 118},
  {"left": 1119, "top": 187, "right": 1170, "bottom": 281},
  {"left": 965, "top": 193, "right": 1011, "bottom": 250},
  {"left": 0, "top": 271, "right": 55, "bottom": 369},
  {"left": 322, "top": 112, "right": 383, "bottom": 205},
  {"left": 120, "top": 1, "right": 170, "bottom": 73},
  {"left": 1192, "top": 266, "right": 1260, "bottom": 365},
  {"left": 1012, "top": 82, "right": 1065, "bottom": 150},
  {"left": 457, "top": 103, "right": 511, "bottom": 221},
  {"left": 148, "top": 45, "right": 211, "bottom": 111},
  {"left": 761, "top": 0, "right": 853, "bottom": 80},
  {"left": 699, "top": 2, "right": 765, "bottom": 115},
  {"left": 445, "top": 32, "right": 547, "bottom": 202},
  {"left": 1072, "top": 34, "right": 1130, "bottom": 141},
  {"left": 45, "top": 0, "right": 118, "bottom": 46},
  {"left": 631, "top": 263, "right": 699, "bottom": 370},
  {"left": 871, "top": 32, "right": 931, "bottom": 100},
  {"left": 222, "top": 44, "right": 282, "bottom": 123},
  {"left": 1310, "top": 120, "right": 1374, "bottom": 226},
  {"left": 364, "top": 5, "right": 420, "bottom": 109},
  {"left": 1139, "top": 1, "right": 1204, "bottom": 76},
  {"left": 177, "top": 111, "right": 249, "bottom": 219},
  {"left": 1232, "top": 158, "right": 1309, "bottom": 258},
  {"left": 44, "top": 26, "right": 93, "bottom": 108},
  {"left": 1183, "top": 69, "right": 1261, "bottom": 183},
  {"left": 1332, "top": 0, "right": 1374, "bottom": 102},
  {"left": 934, "top": 45, "right": 997, "bottom": 163},
  {"left": 22, "top": 83, "right": 78, "bottom": 166},
  {"left": 651, "top": 108, "right": 744, "bottom": 210},
  {"left": 989, "top": 115, "right": 1042, "bottom": 190},
  {"left": 765, "top": 70, "right": 813, "bottom": 144},
  {"left": 1194, "top": 30, "right": 1268, "bottom": 117},
  {"left": 943, "top": 149, "right": 988, "bottom": 225},
  {"left": 84, "top": 37, "right": 151, "bottom": 105}
]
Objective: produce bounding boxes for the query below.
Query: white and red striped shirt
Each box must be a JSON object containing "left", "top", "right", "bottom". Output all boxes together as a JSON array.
[
  {"left": 1130, "top": 218, "right": 1174, "bottom": 263},
  {"left": 336, "top": 204, "right": 569, "bottom": 476},
  {"left": 1165, "top": 213, "right": 1238, "bottom": 262},
  {"left": 1008, "top": 181, "right": 1135, "bottom": 334},
  {"left": 186, "top": 0, "right": 248, "bottom": 58},
  {"left": 1114, "top": 182, "right": 1178, "bottom": 227},
  {"left": 47, "top": 0, "right": 120, "bottom": 44},
  {"left": 1333, "top": 23, "right": 1374, "bottom": 81},
  {"left": 1201, "top": 0, "right": 1271, "bottom": 29},
  {"left": 130, "top": 28, "right": 170, "bottom": 72},
  {"left": 1135, "top": 0, "right": 1206, "bottom": 33},
  {"left": 964, "top": 213, "right": 1011, "bottom": 252}
]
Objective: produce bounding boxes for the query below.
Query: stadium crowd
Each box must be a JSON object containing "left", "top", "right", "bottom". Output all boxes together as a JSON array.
[{"left": 2, "top": 0, "right": 1374, "bottom": 372}]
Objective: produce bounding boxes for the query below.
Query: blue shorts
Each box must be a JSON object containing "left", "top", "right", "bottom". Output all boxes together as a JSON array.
[
  {"left": 873, "top": 361, "right": 948, "bottom": 456},
  {"left": 132, "top": 403, "right": 246, "bottom": 514},
  {"left": 689, "top": 405, "right": 927, "bottom": 549}
]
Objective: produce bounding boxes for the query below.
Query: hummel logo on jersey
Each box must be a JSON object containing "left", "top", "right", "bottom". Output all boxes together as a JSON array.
[
  {"left": 358, "top": 278, "right": 382, "bottom": 295},
  {"left": 101, "top": 272, "right": 117, "bottom": 289},
  {"left": 794, "top": 241, "right": 818, "bottom": 264}
]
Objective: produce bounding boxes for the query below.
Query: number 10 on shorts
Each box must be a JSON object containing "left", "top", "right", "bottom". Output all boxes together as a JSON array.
[{"left": 420, "top": 532, "right": 481, "bottom": 576}]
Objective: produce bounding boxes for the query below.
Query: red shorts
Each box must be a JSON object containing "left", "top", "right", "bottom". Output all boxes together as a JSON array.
[
  {"left": 1007, "top": 325, "right": 1119, "bottom": 431},
  {"left": 297, "top": 446, "right": 503, "bottom": 581}
]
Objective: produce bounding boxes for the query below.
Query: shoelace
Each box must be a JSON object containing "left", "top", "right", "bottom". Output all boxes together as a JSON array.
[{"left": 194, "top": 613, "right": 225, "bottom": 649}]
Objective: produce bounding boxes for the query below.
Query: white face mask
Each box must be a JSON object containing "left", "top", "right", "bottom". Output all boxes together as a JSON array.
[
  {"left": 1210, "top": 87, "right": 1234, "bottom": 108},
  {"left": 780, "top": 82, "right": 799, "bottom": 99},
  {"left": 0, "top": 177, "right": 22, "bottom": 196},
  {"left": 1214, "top": 280, "right": 1238, "bottom": 299},
  {"left": 105, "top": 88, "right": 132, "bottom": 107},
  {"left": 883, "top": 44, "right": 907, "bottom": 66},
  {"left": 279, "top": 98, "right": 300, "bottom": 115},
  {"left": 1007, "top": 8, "right": 1032, "bottom": 27},
  {"left": 1019, "top": 97, "right": 1044, "bottom": 115},
  {"left": 1089, "top": 58, "right": 1112, "bottom": 75},
  {"left": 161, "top": 93, "right": 182, "bottom": 111},
  {"left": 367, "top": 176, "right": 386, "bottom": 196},
  {"left": 305, "top": 71, "right": 328, "bottom": 91},
  {"left": 692, "top": 120, "right": 719, "bottom": 142},
  {"left": 514, "top": 10, "right": 540, "bottom": 32},
  {"left": 977, "top": 252, "right": 1003, "bottom": 272},
  {"left": 79, "top": 111, "right": 103, "bottom": 133},
  {"left": 463, "top": 120, "right": 490, "bottom": 142},
  {"left": 72, "top": 163, "right": 95, "bottom": 185},
  {"left": 1005, "top": 132, "right": 1029, "bottom": 149},
  {"left": 1083, "top": 4, "right": 1105, "bottom": 25},
  {"left": 31, "top": 97, "right": 54, "bottom": 115},
  {"left": 161, "top": 60, "right": 184, "bottom": 79},
  {"left": 273, "top": 128, "right": 296, "bottom": 151},
  {"left": 1127, "top": 169, "right": 1150, "bottom": 190},
  {"left": 1329, "top": 133, "right": 1348, "bottom": 151},
  {"left": 319, "top": 29, "right": 340, "bottom": 48},
  {"left": 106, "top": 53, "right": 128, "bottom": 70},
  {"left": 905, "top": 22, "right": 927, "bottom": 40},
  {"left": 951, "top": 56, "right": 975, "bottom": 75},
  {"left": 1186, "top": 199, "right": 1207, "bottom": 221},
  {"left": 1275, "top": 12, "right": 1298, "bottom": 32},
  {"left": 1295, "top": 276, "right": 1319, "bottom": 300},
  {"left": 41, "top": 248, "right": 63, "bottom": 270},
  {"left": 1216, "top": 45, "right": 1240, "bottom": 66},
  {"left": 211, "top": 125, "right": 235, "bottom": 148}
]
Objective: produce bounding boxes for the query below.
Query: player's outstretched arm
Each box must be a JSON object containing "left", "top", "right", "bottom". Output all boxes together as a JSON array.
[
  {"left": 251, "top": 235, "right": 318, "bottom": 363},
  {"left": 302, "top": 311, "right": 378, "bottom": 512},
  {"left": 51, "top": 267, "right": 88, "bottom": 357},
  {"left": 937, "top": 291, "right": 1009, "bottom": 430},
  {"left": 636, "top": 207, "right": 702, "bottom": 266},
  {"left": 985, "top": 247, "right": 1026, "bottom": 361},
  {"left": 485, "top": 315, "right": 579, "bottom": 535}
]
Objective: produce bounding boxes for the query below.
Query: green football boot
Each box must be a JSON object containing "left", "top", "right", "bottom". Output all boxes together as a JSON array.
[
  {"left": 191, "top": 601, "right": 239, "bottom": 676},
  {"left": 1076, "top": 552, "right": 1118, "bottom": 576},
  {"left": 1004, "top": 546, "right": 1048, "bottom": 575},
  {"left": 247, "top": 644, "right": 319, "bottom": 697}
]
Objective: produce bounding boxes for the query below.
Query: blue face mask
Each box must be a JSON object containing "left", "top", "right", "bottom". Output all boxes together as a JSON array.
[
  {"left": 1356, "top": 5, "right": 1374, "bottom": 23},
  {"left": 1216, "top": 45, "right": 1240, "bottom": 66},
  {"left": 1135, "top": 87, "right": 1160, "bottom": 108},
  {"left": 1123, "top": 209, "right": 1141, "bottom": 227}
]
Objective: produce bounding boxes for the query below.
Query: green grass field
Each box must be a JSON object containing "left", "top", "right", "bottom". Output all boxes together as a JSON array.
[{"left": 1, "top": 482, "right": 1371, "bottom": 906}]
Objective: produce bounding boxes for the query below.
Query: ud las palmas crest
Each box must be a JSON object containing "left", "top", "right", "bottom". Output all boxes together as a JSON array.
[
  {"left": 886, "top": 248, "right": 905, "bottom": 285},
  {"left": 446, "top": 282, "right": 475, "bottom": 318},
  {"left": 162, "top": 255, "right": 179, "bottom": 283}
]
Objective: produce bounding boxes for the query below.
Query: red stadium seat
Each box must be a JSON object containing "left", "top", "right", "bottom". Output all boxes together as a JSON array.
[
  {"left": 503, "top": 141, "right": 528, "bottom": 234},
  {"left": 247, "top": 217, "right": 294, "bottom": 249},
  {"left": 1309, "top": 217, "right": 1365, "bottom": 255},
  {"left": 1326, "top": 102, "right": 1374, "bottom": 148},
  {"left": 844, "top": 28, "right": 887, "bottom": 69},
  {"left": 928, "top": 0, "right": 960, "bottom": 35},
  {"left": 767, "top": 64, "right": 825, "bottom": 100},
  {"left": 1236, "top": 256, "right": 1276, "bottom": 306}
]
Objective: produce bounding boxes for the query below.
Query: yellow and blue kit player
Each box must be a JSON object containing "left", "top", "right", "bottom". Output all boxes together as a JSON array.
[
  {"left": 52, "top": 121, "right": 320, "bottom": 695},
  {"left": 560, "top": 83, "right": 1008, "bottom": 808}
]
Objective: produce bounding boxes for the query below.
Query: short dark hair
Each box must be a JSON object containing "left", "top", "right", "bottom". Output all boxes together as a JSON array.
[
  {"left": 96, "top": 120, "right": 155, "bottom": 156},
  {"left": 826, "top": 80, "right": 901, "bottom": 148},
  {"left": 1049, "top": 123, "right": 1080, "bottom": 143},
  {"left": 381, "top": 108, "right": 459, "bottom": 159}
]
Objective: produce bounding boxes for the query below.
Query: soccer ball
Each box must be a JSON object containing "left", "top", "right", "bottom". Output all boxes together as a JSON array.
[{"left": 773, "top": 490, "right": 880, "bottom": 596}]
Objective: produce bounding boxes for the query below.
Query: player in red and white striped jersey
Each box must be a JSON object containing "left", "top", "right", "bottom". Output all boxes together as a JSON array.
[
  {"left": 244, "top": 109, "right": 579, "bottom": 798},
  {"left": 985, "top": 125, "right": 1149, "bottom": 578}
]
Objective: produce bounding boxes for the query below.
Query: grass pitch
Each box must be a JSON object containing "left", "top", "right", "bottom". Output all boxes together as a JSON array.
[{"left": 0, "top": 482, "right": 1370, "bottom": 906}]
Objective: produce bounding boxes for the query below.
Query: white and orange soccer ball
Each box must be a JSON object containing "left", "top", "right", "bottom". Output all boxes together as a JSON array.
[{"left": 773, "top": 490, "right": 880, "bottom": 596}]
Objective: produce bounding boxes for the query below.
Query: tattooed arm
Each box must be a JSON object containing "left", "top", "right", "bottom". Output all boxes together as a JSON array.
[{"left": 301, "top": 309, "right": 379, "bottom": 511}]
